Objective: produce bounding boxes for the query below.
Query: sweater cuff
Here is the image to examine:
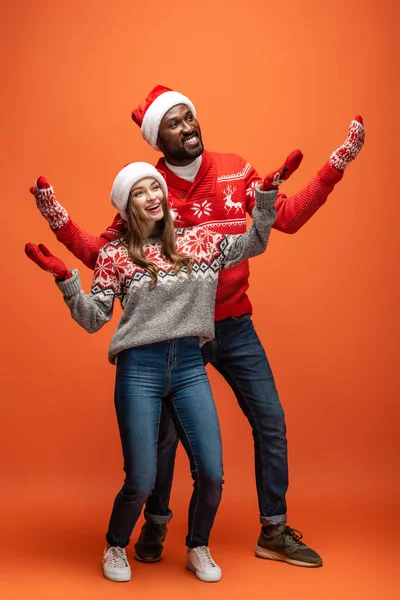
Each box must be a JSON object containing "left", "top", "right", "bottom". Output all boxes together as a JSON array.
[
  {"left": 317, "top": 161, "right": 344, "bottom": 185},
  {"left": 55, "top": 217, "right": 81, "bottom": 244},
  {"left": 254, "top": 185, "right": 278, "bottom": 208},
  {"left": 56, "top": 269, "right": 81, "bottom": 297}
]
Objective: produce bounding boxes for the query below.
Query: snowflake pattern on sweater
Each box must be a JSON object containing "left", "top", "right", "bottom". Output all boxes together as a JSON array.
[
  {"left": 91, "top": 226, "right": 229, "bottom": 301},
  {"left": 57, "top": 188, "right": 277, "bottom": 362},
  {"left": 54, "top": 150, "right": 344, "bottom": 319}
]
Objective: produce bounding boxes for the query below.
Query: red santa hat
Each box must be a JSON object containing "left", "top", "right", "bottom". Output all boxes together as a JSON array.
[
  {"left": 110, "top": 162, "right": 168, "bottom": 222},
  {"left": 131, "top": 85, "right": 196, "bottom": 150}
]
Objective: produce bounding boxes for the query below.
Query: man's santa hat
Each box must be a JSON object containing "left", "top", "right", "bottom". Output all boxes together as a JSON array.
[{"left": 131, "top": 85, "right": 196, "bottom": 150}]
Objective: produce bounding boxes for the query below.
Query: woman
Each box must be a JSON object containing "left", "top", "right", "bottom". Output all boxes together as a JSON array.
[{"left": 25, "top": 161, "right": 279, "bottom": 584}]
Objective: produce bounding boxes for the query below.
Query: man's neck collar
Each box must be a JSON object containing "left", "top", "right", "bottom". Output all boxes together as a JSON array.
[
  {"left": 164, "top": 152, "right": 203, "bottom": 168},
  {"left": 164, "top": 155, "right": 203, "bottom": 183}
]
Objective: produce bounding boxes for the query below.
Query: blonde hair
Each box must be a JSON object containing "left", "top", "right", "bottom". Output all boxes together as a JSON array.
[{"left": 124, "top": 190, "right": 192, "bottom": 288}]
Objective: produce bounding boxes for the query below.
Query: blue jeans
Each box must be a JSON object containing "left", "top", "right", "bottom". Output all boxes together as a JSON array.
[
  {"left": 106, "top": 338, "right": 224, "bottom": 549},
  {"left": 145, "top": 316, "right": 288, "bottom": 526}
]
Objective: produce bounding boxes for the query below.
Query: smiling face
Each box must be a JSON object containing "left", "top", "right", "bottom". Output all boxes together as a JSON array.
[
  {"left": 157, "top": 104, "right": 204, "bottom": 166},
  {"left": 128, "top": 176, "right": 165, "bottom": 238}
]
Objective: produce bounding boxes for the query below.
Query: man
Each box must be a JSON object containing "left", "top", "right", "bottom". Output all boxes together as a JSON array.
[{"left": 30, "top": 85, "right": 365, "bottom": 568}]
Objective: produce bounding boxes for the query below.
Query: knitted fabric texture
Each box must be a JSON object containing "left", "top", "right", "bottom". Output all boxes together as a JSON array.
[
  {"left": 329, "top": 118, "right": 365, "bottom": 171},
  {"left": 56, "top": 187, "right": 277, "bottom": 363},
  {"left": 33, "top": 183, "right": 69, "bottom": 231},
  {"left": 54, "top": 150, "right": 343, "bottom": 318}
]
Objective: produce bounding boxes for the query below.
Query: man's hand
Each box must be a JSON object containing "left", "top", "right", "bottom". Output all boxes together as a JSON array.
[
  {"left": 30, "top": 176, "right": 69, "bottom": 231},
  {"left": 262, "top": 150, "right": 304, "bottom": 191},
  {"left": 329, "top": 116, "right": 365, "bottom": 171},
  {"left": 25, "top": 243, "right": 71, "bottom": 281}
]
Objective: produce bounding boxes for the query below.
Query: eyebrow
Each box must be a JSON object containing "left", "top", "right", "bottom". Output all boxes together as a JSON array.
[
  {"left": 164, "top": 110, "right": 192, "bottom": 125},
  {"left": 131, "top": 181, "right": 159, "bottom": 192}
]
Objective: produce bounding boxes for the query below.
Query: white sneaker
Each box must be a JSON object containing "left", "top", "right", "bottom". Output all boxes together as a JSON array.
[
  {"left": 186, "top": 546, "right": 222, "bottom": 582},
  {"left": 102, "top": 546, "right": 131, "bottom": 582}
]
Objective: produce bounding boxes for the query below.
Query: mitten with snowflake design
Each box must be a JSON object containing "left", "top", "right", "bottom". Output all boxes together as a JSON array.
[
  {"left": 30, "top": 176, "right": 69, "bottom": 231},
  {"left": 329, "top": 116, "right": 365, "bottom": 171}
]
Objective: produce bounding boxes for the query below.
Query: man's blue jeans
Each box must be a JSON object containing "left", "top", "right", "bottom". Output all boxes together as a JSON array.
[
  {"left": 144, "top": 316, "right": 288, "bottom": 526},
  {"left": 106, "top": 338, "right": 224, "bottom": 549}
]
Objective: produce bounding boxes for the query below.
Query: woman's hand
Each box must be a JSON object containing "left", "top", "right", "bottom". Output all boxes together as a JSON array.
[
  {"left": 262, "top": 150, "right": 304, "bottom": 191},
  {"left": 25, "top": 243, "right": 71, "bottom": 281}
]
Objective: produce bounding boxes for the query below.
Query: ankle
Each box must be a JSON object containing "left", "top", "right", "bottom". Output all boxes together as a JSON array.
[{"left": 263, "top": 524, "right": 283, "bottom": 535}]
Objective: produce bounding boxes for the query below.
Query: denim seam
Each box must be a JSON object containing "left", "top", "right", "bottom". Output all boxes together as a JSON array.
[
  {"left": 166, "top": 342, "right": 178, "bottom": 394},
  {"left": 168, "top": 397, "right": 201, "bottom": 546},
  {"left": 213, "top": 363, "right": 271, "bottom": 516},
  {"left": 170, "top": 340, "right": 178, "bottom": 370}
]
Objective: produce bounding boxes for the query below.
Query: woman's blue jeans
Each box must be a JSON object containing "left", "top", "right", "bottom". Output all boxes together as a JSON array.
[
  {"left": 106, "top": 338, "right": 224, "bottom": 549},
  {"left": 144, "top": 316, "right": 288, "bottom": 526}
]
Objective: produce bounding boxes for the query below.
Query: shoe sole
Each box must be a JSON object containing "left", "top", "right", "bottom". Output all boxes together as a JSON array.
[
  {"left": 254, "top": 545, "right": 323, "bottom": 568},
  {"left": 186, "top": 562, "right": 222, "bottom": 582},
  {"left": 103, "top": 570, "right": 131, "bottom": 582},
  {"left": 134, "top": 552, "right": 162, "bottom": 563}
]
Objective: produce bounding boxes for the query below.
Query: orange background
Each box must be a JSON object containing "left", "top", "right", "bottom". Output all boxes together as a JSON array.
[{"left": 1, "top": 0, "right": 399, "bottom": 598}]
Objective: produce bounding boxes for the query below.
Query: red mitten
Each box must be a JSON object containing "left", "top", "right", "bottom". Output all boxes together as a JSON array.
[
  {"left": 29, "top": 175, "right": 51, "bottom": 194},
  {"left": 329, "top": 116, "right": 365, "bottom": 171},
  {"left": 262, "top": 150, "right": 304, "bottom": 191},
  {"left": 25, "top": 243, "right": 72, "bottom": 280},
  {"left": 30, "top": 176, "right": 69, "bottom": 231}
]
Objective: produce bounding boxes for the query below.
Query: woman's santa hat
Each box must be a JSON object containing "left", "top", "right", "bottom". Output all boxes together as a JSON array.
[
  {"left": 131, "top": 85, "right": 196, "bottom": 150},
  {"left": 110, "top": 162, "right": 168, "bottom": 222}
]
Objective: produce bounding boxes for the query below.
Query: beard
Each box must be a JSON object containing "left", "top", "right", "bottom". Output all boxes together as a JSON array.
[{"left": 159, "top": 130, "right": 204, "bottom": 164}]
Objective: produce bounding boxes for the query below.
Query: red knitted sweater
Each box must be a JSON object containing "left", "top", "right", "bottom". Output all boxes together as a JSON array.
[{"left": 55, "top": 150, "right": 343, "bottom": 320}]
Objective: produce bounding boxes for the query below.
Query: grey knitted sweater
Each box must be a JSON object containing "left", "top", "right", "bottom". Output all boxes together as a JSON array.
[{"left": 57, "top": 187, "right": 277, "bottom": 363}]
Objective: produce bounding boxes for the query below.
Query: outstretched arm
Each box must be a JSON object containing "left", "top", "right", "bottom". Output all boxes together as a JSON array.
[
  {"left": 25, "top": 243, "right": 117, "bottom": 333},
  {"left": 219, "top": 186, "right": 277, "bottom": 269},
  {"left": 246, "top": 116, "right": 365, "bottom": 234},
  {"left": 30, "top": 177, "right": 125, "bottom": 270},
  {"left": 219, "top": 150, "right": 305, "bottom": 268}
]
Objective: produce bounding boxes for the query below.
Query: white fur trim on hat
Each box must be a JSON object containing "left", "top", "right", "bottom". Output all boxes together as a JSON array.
[
  {"left": 110, "top": 162, "right": 168, "bottom": 222},
  {"left": 141, "top": 91, "right": 196, "bottom": 150}
]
